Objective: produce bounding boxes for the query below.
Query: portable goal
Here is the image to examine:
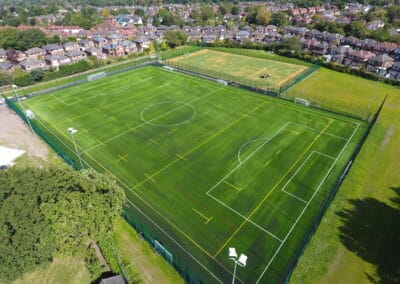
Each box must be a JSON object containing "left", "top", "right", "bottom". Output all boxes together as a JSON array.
[
  {"left": 87, "top": 72, "right": 107, "bottom": 81},
  {"left": 295, "top": 98, "right": 310, "bottom": 107}
]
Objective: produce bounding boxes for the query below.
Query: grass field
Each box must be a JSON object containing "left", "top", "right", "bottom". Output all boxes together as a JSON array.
[
  {"left": 16, "top": 65, "right": 366, "bottom": 283},
  {"left": 168, "top": 49, "right": 308, "bottom": 89},
  {"left": 288, "top": 68, "right": 400, "bottom": 283}
]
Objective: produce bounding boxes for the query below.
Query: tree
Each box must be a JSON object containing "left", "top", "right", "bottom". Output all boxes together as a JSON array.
[
  {"left": 255, "top": 6, "right": 271, "bottom": 25},
  {"left": 30, "top": 69, "right": 45, "bottom": 81},
  {"left": 200, "top": 5, "right": 214, "bottom": 21},
  {"left": 270, "top": 11, "right": 289, "bottom": 27},
  {"left": 101, "top": 9, "right": 110, "bottom": 18},
  {"left": 135, "top": 8, "right": 145, "bottom": 17},
  {"left": 148, "top": 41, "right": 156, "bottom": 54},
  {"left": 344, "top": 21, "right": 368, "bottom": 38},
  {"left": 0, "top": 71, "right": 12, "bottom": 86},
  {"left": 231, "top": 5, "right": 240, "bottom": 15},
  {"left": 280, "top": 37, "right": 301, "bottom": 53},
  {"left": 164, "top": 30, "right": 187, "bottom": 48},
  {"left": 15, "top": 29, "right": 48, "bottom": 51},
  {"left": 0, "top": 28, "right": 18, "bottom": 49},
  {"left": 0, "top": 166, "right": 125, "bottom": 283},
  {"left": 218, "top": 5, "right": 227, "bottom": 16}
]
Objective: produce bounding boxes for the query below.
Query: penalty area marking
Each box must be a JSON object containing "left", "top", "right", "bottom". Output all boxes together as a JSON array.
[{"left": 192, "top": 208, "right": 213, "bottom": 224}]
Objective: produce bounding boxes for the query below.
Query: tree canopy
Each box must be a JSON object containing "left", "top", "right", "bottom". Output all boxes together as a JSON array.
[
  {"left": 0, "top": 165, "right": 125, "bottom": 283},
  {"left": 164, "top": 30, "right": 187, "bottom": 48}
]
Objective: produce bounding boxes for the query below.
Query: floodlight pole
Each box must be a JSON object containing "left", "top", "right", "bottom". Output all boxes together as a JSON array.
[
  {"left": 11, "top": 84, "right": 34, "bottom": 134},
  {"left": 232, "top": 261, "right": 238, "bottom": 284},
  {"left": 68, "top": 128, "right": 83, "bottom": 169}
]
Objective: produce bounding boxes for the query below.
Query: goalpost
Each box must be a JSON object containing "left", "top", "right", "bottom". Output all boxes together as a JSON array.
[
  {"left": 87, "top": 72, "right": 107, "bottom": 82},
  {"left": 295, "top": 98, "right": 310, "bottom": 107},
  {"left": 217, "top": 79, "right": 228, "bottom": 86}
]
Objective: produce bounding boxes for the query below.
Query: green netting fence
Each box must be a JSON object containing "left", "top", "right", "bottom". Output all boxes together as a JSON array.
[{"left": 3, "top": 96, "right": 82, "bottom": 170}]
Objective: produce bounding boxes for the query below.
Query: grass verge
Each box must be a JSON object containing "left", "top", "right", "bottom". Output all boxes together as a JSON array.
[{"left": 289, "top": 69, "right": 400, "bottom": 283}]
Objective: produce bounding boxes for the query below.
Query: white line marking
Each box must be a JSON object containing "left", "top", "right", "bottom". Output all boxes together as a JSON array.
[
  {"left": 207, "top": 123, "right": 290, "bottom": 242},
  {"left": 289, "top": 121, "right": 348, "bottom": 141},
  {"left": 256, "top": 123, "right": 360, "bottom": 283}
]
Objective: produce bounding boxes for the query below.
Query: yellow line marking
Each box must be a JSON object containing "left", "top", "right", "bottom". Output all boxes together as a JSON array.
[
  {"left": 275, "top": 150, "right": 281, "bottom": 155},
  {"left": 149, "top": 138, "right": 158, "bottom": 145},
  {"left": 224, "top": 180, "right": 242, "bottom": 193},
  {"left": 264, "top": 159, "right": 272, "bottom": 166},
  {"left": 111, "top": 116, "right": 118, "bottom": 122},
  {"left": 81, "top": 128, "right": 89, "bottom": 134},
  {"left": 144, "top": 173, "right": 156, "bottom": 182},
  {"left": 117, "top": 155, "right": 127, "bottom": 162},
  {"left": 133, "top": 101, "right": 267, "bottom": 190},
  {"left": 176, "top": 153, "right": 187, "bottom": 161},
  {"left": 213, "top": 119, "right": 334, "bottom": 258},
  {"left": 192, "top": 208, "right": 213, "bottom": 224},
  {"left": 168, "top": 127, "right": 178, "bottom": 134},
  {"left": 66, "top": 118, "right": 73, "bottom": 123},
  {"left": 95, "top": 108, "right": 102, "bottom": 112},
  {"left": 129, "top": 127, "right": 136, "bottom": 132}
]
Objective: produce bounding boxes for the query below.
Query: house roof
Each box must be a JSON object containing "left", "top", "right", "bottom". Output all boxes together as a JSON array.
[
  {"left": 25, "top": 47, "right": 45, "bottom": 55},
  {"left": 43, "top": 44, "right": 62, "bottom": 51},
  {"left": 66, "top": 50, "right": 86, "bottom": 57},
  {"left": 20, "top": 58, "right": 44, "bottom": 68},
  {"left": 0, "top": 62, "right": 12, "bottom": 70}
]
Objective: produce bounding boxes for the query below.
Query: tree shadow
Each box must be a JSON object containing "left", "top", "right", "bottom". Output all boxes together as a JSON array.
[{"left": 337, "top": 187, "right": 400, "bottom": 283}]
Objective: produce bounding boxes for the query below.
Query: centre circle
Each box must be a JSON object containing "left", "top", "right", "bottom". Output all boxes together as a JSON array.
[{"left": 140, "top": 101, "right": 196, "bottom": 127}]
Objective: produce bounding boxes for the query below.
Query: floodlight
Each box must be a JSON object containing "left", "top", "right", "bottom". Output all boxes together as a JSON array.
[
  {"left": 229, "top": 247, "right": 237, "bottom": 259},
  {"left": 237, "top": 254, "right": 248, "bottom": 267}
]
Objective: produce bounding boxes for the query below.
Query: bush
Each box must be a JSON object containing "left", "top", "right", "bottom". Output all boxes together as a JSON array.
[
  {"left": 30, "top": 69, "right": 45, "bottom": 81},
  {"left": 13, "top": 74, "right": 34, "bottom": 86}
]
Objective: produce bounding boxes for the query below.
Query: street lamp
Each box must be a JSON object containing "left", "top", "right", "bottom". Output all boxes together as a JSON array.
[
  {"left": 67, "top": 127, "right": 83, "bottom": 169},
  {"left": 229, "top": 247, "right": 247, "bottom": 284}
]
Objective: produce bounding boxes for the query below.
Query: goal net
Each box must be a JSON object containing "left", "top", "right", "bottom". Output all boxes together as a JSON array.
[
  {"left": 163, "top": 66, "right": 174, "bottom": 71},
  {"left": 295, "top": 98, "right": 310, "bottom": 107},
  {"left": 87, "top": 72, "right": 106, "bottom": 81},
  {"left": 154, "top": 240, "right": 173, "bottom": 264},
  {"left": 217, "top": 79, "right": 228, "bottom": 86}
]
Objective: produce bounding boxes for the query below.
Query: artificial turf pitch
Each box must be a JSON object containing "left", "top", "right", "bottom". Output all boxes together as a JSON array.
[{"left": 19, "top": 65, "right": 366, "bottom": 283}]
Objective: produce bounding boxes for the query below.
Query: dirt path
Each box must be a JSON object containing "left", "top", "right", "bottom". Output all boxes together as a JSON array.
[{"left": 0, "top": 105, "right": 50, "bottom": 166}]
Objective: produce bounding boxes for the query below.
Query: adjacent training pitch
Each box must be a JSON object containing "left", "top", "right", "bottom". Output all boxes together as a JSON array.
[
  {"left": 168, "top": 49, "right": 308, "bottom": 89},
  {"left": 19, "top": 66, "right": 366, "bottom": 283}
]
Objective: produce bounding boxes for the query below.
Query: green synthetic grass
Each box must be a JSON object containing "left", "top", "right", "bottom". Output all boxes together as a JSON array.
[
  {"left": 18, "top": 65, "right": 366, "bottom": 283},
  {"left": 168, "top": 49, "right": 308, "bottom": 89}
]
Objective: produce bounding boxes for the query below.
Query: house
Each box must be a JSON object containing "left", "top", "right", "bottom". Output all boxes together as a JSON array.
[
  {"left": 374, "top": 42, "right": 398, "bottom": 55},
  {"left": 102, "top": 44, "right": 124, "bottom": 57},
  {"left": 366, "top": 54, "right": 394, "bottom": 72},
  {"left": 63, "top": 42, "right": 80, "bottom": 52},
  {"left": 366, "top": 20, "right": 385, "bottom": 31},
  {"left": 42, "top": 44, "right": 64, "bottom": 55},
  {"left": 65, "top": 50, "right": 87, "bottom": 63},
  {"left": 344, "top": 50, "right": 376, "bottom": 68},
  {"left": 265, "top": 25, "right": 278, "bottom": 33},
  {"left": 84, "top": 47, "right": 103, "bottom": 58},
  {"left": 388, "top": 62, "right": 400, "bottom": 80},
  {"left": 331, "top": 45, "right": 354, "bottom": 64},
  {"left": 7, "top": 50, "right": 26, "bottom": 63},
  {"left": 25, "top": 47, "right": 46, "bottom": 59},
  {"left": 0, "top": 62, "right": 13, "bottom": 72},
  {"left": 235, "top": 30, "right": 250, "bottom": 42},
  {"left": 93, "top": 36, "right": 108, "bottom": 48},
  {"left": 133, "top": 36, "right": 150, "bottom": 51},
  {"left": 79, "top": 39, "right": 94, "bottom": 50},
  {"left": 119, "top": 40, "right": 138, "bottom": 54},
  {"left": 107, "top": 34, "right": 120, "bottom": 44},
  {"left": 0, "top": 48, "right": 7, "bottom": 62},
  {"left": 20, "top": 58, "right": 46, "bottom": 71},
  {"left": 45, "top": 54, "right": 71, "bottom": 67}
]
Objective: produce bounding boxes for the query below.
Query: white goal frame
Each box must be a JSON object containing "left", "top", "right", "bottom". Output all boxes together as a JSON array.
[
  {"left": 87, "top": 72, "right": 107, "bottom": 82},
  {"left": 294, "top": 98, "right": 310, "bottom": 107}
]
